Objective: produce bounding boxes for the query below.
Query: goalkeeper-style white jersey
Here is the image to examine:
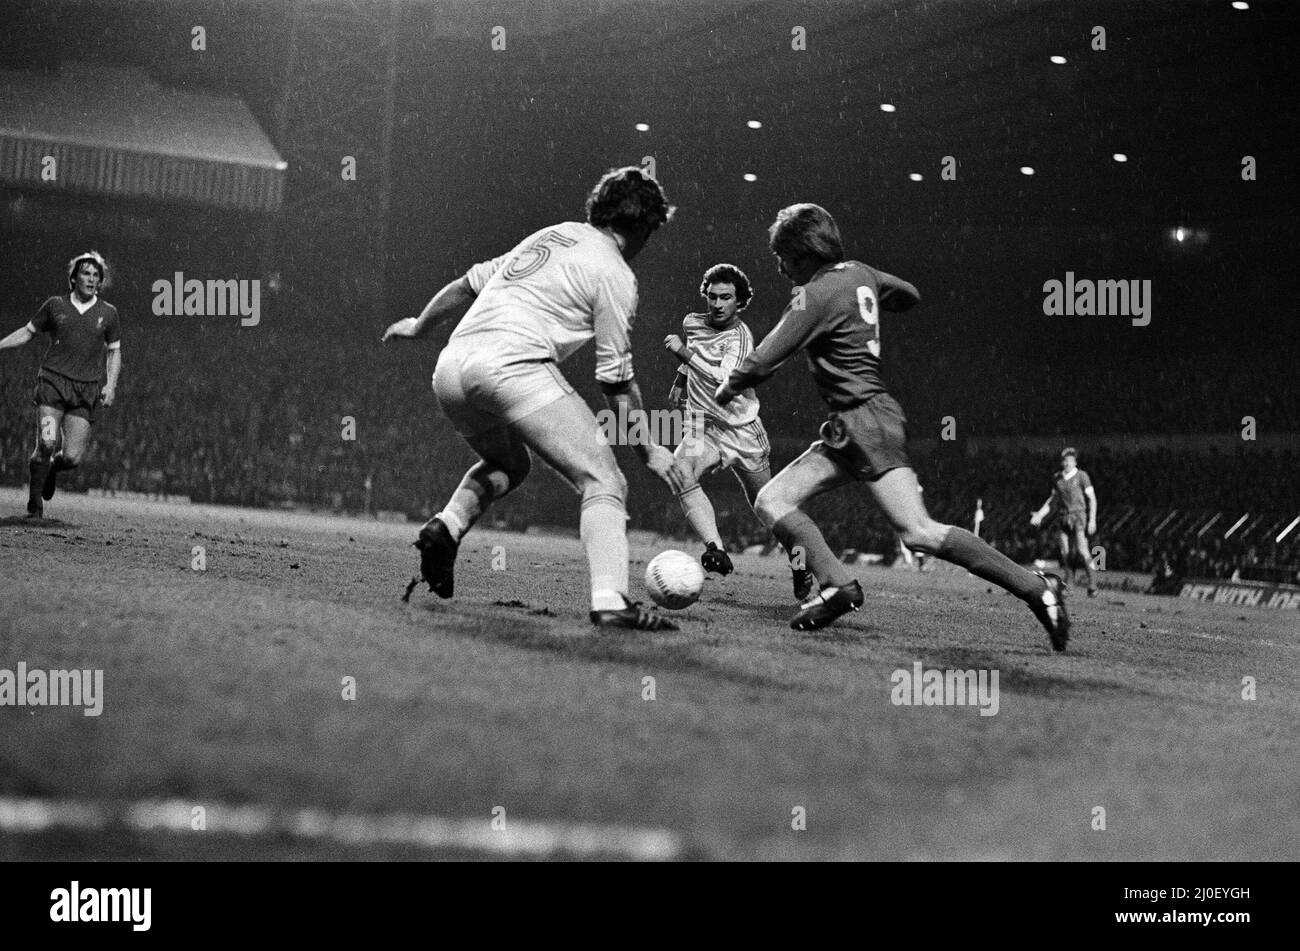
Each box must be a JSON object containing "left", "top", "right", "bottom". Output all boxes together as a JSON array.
[{"left": 449, "top": 221, "right": 637, "bottom": 385}]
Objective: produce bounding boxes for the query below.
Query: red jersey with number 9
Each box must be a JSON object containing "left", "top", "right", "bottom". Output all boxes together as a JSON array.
[{"left": 730, "top": 261, "right": 916, "bottom": 410}]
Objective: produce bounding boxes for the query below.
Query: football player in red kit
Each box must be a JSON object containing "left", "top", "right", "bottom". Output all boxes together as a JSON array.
[
  {"left": 715, "top": 205, "right": 1070, "bottom": 649},
  {"left": 0, "top": 251, "right": 122, "bottom": 518},
  {"left": 1031, "top": 447, "right": 1099, "bottom": 596}
]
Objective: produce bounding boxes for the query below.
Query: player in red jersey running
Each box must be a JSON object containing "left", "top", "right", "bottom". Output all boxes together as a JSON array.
[
  {"left": 1031, "top": 447, "right": 1099, "bottom": 596},
  {"left": 715, "top": 204, "right": 1070, "bottom": 648},
  {"left": 0, "top": 251, "right": 122, "bottom": 518}
]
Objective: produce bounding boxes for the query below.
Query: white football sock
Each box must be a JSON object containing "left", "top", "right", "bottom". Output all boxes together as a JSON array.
[
  {"left": 591, "top": 589, "right": 627, "bottom": 612},
  {"left": 580, "top": 496, "right": 629, "bottom": 609},
  {"left": 435, "top": 507, "right": 469, "bottom": 541},
  {"left": 677, "top": 484, "right": 722, "bottom": 547}
]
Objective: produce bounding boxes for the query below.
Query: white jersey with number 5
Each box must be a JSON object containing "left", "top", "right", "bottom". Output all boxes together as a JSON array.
[{"left": 449, "top": 221, "right": 637, "bottom": 384}]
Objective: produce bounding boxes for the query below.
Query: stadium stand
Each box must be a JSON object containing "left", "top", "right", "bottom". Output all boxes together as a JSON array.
[{"left": 2, "top": 324, "right": 1295, "bottom": 583}]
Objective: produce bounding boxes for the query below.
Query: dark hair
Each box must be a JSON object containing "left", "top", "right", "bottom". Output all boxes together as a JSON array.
[
  {"left": 585, "top": 166, "right": 675, "bottom": 234},
  {"left": 768, "top": 203, "right": 844, "bottom": 263},
  {"left": 1061, "top": 447, "right": 1078, "bottom": 460},
  {"left": 67, "top": 250, "right": 109, "bottom": 290},
  {"left": 699, "top": 263, "right": 753, "bottom": 310}
]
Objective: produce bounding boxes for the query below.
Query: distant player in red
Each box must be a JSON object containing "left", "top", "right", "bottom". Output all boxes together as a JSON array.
[
  {"left": 715, "top": 204, "right": 1070, "bottom": 648},
  {"left": 0, "top": 251, "right": 122, "bottom": 518},
  {"left": 1031, "top": 447, "right": 1099, "bottom": 596}
]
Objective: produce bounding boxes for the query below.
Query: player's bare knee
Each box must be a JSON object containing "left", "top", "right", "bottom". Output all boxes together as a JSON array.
[
  {"left": 753, "top": 482, "right": 792, "bottom": 526},
  {"left": 582, "top": 471, "right": 627, "bottom": 510},
  {"left": 901, "top": 519, "right": 946, "bottom": 554},
  {"left": 898, "top": 527, "right": 927, "bottom": 552},
  {"left": 60, "top": 449, "right": 83, "bottom": 469},
  {"left": 577, "top": 459, "right": 626, "bottom": 505}
]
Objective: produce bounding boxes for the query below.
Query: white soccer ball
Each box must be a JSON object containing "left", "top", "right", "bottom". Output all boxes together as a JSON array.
[{"left": 644, "top": 549, "right": 705, "bottom": 610}]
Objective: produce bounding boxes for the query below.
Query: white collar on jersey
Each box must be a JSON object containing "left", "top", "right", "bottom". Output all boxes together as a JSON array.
[{"left": 70, "top": 294, "right": 98, "bottom": 314}]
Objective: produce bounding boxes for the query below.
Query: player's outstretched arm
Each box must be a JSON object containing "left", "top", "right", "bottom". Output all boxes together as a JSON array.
[
  {"left": 716, "top": 303, "right": 814, "bottom": 404},
  {"left": 876, "top": 270, "right": 921, "bottom": 311},
  {"left": 383, "top": 276, "right": 476, "bottom": 341},
  {"left": 0, "top": 323, "right": 35, "bottom": 351},
  {"left": 1029, "top": 497, "right": 1053, "bottom": 526},
  {"left": 663, "top": 334, "right": 689, "bottom": 364}
]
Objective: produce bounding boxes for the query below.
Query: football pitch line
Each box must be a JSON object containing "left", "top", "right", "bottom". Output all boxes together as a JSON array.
[
  {"left": 0, "top": 797, "right": 686, "bottom": 861},
  {"left": 1137, "top": 627, "right": 1299, "bottom": 652}
]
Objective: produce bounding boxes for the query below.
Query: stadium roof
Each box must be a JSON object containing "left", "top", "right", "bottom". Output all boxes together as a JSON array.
[{"left": 0, "top": 62, "right": 285, "bottom": 213}]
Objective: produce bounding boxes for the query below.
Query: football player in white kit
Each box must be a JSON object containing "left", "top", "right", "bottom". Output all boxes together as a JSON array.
[
  {"left": 663, "top": 263, "right": 813, "bottom": 601},
  {"left": 383, "top": 167, "right": 686, "bottom": 630}
]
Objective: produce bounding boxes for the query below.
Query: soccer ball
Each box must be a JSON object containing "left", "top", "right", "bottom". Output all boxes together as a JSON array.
[{"left": 644, "top": 550, "right": 705, "bottom": 610}]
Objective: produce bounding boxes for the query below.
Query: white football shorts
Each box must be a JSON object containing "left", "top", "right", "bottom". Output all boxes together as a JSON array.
[
  {"left": 433, "top": 342, "right": 576, "bottom": 437},
  {"left": 674, "top": 412, "right": 771, "bottom": 474}
]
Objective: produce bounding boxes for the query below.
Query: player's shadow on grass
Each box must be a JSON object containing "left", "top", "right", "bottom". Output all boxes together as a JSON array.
[
  {"left": 789, "top": 626, "right": 880, "bottom": 649},
  {"left": 0, "top": 515, "right": 75, "bottom": 530},
  {"left": 411, "top": 599, "right": 800, "bottom": 691},
  {"left": 707, "top": 597, "right": 880, "bottom": 641},
  {"left": 925, "top": 646, "right": 1158, "bottom": 698}
]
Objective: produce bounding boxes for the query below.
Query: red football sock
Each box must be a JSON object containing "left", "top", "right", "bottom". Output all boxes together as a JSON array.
[
  {"left": 937, "top": 527, "right": 1043, "bottom": 602},
  {"left": 771, "top": 511, "right": 853, "bottom": 589}
]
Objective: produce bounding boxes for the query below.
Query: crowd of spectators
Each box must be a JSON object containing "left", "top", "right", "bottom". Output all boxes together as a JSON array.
[
  {"left": 697, "top": 445, "right": 1300, "bottom": 584},
  {"left": 889, "top": 345, "right": 1298, "bottom": 439},
  {"left": 1, "top": 320, "right": 1295, "bottom": 585},
  {"left": 0, "top": 321, "right": 457, "bottom": 515}
]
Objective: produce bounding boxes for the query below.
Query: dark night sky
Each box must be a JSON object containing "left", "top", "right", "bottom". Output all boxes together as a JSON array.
[{"left": 2, "top": 0, "right": 1296, "bottom": 435}]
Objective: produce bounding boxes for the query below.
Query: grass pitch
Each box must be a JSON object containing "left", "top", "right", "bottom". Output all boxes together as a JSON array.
[{"left": 1, "top": 488, "right": 1296, "bottom": 861}]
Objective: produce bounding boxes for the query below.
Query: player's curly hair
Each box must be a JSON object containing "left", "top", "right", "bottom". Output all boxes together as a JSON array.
[
  {"left": 768, "top": 203, "right": 844, "bottom": 264},
  {"left": 585, "top": 166, "right": 675, "bottom": 234},
  {"left": 1061, "top": 447, "right": 1078, "bottom": 461},
  {"left": 699, "top": 263, "right": 753, "bottom": 310},
  {"left": 66, "top": 250, "right": 110, "bottom": 291}
]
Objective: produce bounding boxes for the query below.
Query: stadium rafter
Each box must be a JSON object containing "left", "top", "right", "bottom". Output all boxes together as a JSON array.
[{"left": 269, "top": 0, "right": 400, "bottom": 325}]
